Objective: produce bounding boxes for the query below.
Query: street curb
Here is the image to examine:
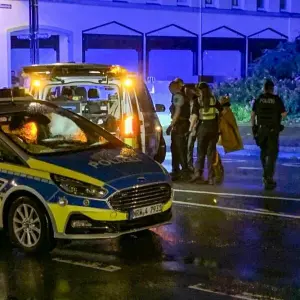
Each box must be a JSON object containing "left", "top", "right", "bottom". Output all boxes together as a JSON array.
[
  {"left": 243, "top": 144, "right": 300, "bottom": 153},
  {"left": 164, "top": 136, "right": 300, "bottom": 153},
  {"left": 165, "top": 145, "right": 300, "bottom": 159},
  {"left": 167, "top": 145, "right": 300, "bottom": 156},
  {"left": 165, "top": 148, "right": 300, "bottom": 159}
]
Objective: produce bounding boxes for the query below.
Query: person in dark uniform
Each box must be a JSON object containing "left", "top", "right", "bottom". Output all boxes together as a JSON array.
[
  {"left": 189, "top": 82, "right": 223, "bottom": 185},
  {"left": 251, "top": 79, "right": 287, "bottom": 190},
  {"left": 186, "top": 85, "right": 200, "bottom": 172},
  {"left": 166, "top": 80, "right": 190, "bottom": 180},
  {"left": 174, "top": 78, "right": 199, "bottom": 171}
]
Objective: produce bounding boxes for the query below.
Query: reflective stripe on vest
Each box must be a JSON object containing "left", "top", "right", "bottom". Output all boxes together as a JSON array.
[{"left": 199, "top": 97, "right": 217, "bottom": 120}]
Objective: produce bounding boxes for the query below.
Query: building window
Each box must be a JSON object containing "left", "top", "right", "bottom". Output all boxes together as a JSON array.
[
  {"left": 280, "top": 0, "right": 286, "bottom": 10},
  {"left": 232, "top": 0, "right": 239, "bottom": 7},
  {"left": 257, "top": 0, "right": 264, "bottom": 9},
  {"left": 205, "top": 0, "right": 213, "bottom": 5},
  {"left": 177, "top": 0, "right": 190, "bottom": 6},
  {"left": 146, "top": 0, "right": 162, "bottom": 3}
]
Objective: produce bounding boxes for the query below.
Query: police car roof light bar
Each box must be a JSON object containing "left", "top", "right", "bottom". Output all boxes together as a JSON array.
[{"left": 22, "top": 63, "right": 131, "bottom": 80}]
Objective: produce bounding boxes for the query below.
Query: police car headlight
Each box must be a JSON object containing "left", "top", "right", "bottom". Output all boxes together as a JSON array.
[{"left": 51, "top": 174, "right": 108, "bottom": 198}]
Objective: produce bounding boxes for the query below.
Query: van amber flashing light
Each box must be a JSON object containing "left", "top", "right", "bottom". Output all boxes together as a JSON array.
[
  {"left": 110, "top": 65, "right": 127, "bottom": 75},
  {"left": 123, "top": 78, "right": 133, "bottom": 87},
  {"left": 32, "top": 80, "right": 41, "bottom": 87},
  {"left": 124, "top": 116, "right": 134, "bottom": 136}
]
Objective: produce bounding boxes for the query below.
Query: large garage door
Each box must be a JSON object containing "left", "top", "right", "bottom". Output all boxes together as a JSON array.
[
  {"left": 145, "top": 24, "right": 198, "bottom": 82},
  {"left": 202, "top": 26, "right": 246, "bottom": 80},
  {"left": 82, "top": 21, "right": 143, "bottom": 74},
  {"left": 10, "top": 33, "right": 59, "bottom": 77}
]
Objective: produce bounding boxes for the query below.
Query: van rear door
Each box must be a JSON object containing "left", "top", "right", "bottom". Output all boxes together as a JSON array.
[{"left": 127, "top": 82, "right": 162, "bottom": 158}]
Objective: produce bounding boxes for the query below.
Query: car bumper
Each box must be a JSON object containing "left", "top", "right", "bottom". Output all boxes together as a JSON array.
[{"left": 54, "top": 208, "right": 172, "bottom": 240}]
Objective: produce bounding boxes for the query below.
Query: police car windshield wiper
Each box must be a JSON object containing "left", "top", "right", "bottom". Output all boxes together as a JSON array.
[{"left": 41, "top": 138, "right": 88, "bottom": 147}]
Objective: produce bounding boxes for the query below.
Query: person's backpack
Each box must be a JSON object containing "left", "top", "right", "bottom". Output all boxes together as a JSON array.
[{"left": 213, "top": 151, "right": 224, "bottom": 185}]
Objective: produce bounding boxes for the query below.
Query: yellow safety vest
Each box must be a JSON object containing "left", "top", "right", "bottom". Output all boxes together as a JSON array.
[{"left": 199, "top": 97, "right": 217, "bottom": 120}]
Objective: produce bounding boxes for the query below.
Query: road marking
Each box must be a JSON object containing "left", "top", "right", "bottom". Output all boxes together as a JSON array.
[
  {"left": 53, "top": 258, "right": 121, "bottom": 272},
  {"left": 282, "top": 163, "right": 300, "bottom": 168},
  {"left": 189, "top": 284, "right": 280, "bottom": 300},
  {"left": 174, "top": 189, "right": 300, "bottom": 202},
  {"left": 52, "top": 249, "right": 116, "bottom": 262},
  {"left": 165, "top": 153, "right": 247, "bottom": 163},
  {"left": 238, "top": 167, "right": 262, "bottom": 170},
  {"left": 221, "top": 159, "right": 247, "bottom": 163},
  {"left": 173, "top": 200, "right": 300, "bottom": 219},
  {"left": 189, "top": 284, "right": 253, "bottom": 299}
]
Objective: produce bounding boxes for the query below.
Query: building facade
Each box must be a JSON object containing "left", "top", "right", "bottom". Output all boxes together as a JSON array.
[{"left": 1, "top": 0, "right": 300, "bottom": 87}]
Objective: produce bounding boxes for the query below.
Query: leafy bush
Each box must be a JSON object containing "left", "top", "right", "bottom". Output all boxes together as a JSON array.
[
  {"left": 213, "top": 41, "right": 300, "bottom": 122},
  {"left": 230, "top": 103, "right": 251, "bottom": 122},
  {"left": 251, "top": 42, "right": 300, "bottom": 79},
  {"left": 214, "top": 77, "right": 300, "bottom": 122}
]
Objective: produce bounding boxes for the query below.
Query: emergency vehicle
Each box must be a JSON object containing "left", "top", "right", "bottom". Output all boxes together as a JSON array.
[
  {"left": 0, "top": 88, "right": 172, "bottom": 253},
  {"left": 21, "top": 63, "right": 166, "bottom": 163}
]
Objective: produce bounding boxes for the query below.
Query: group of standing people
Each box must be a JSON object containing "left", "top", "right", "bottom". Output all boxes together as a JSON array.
[
  {"left": 167, "top": 77, "right": 287, "bottom": 190},
  {"left": 167, "top": 78, "right": 237, "bottom": 185}
]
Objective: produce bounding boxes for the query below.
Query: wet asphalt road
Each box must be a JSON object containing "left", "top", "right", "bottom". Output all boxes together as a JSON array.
[{"left": 1, "top": 155, "right": 300, "bottom": 299}]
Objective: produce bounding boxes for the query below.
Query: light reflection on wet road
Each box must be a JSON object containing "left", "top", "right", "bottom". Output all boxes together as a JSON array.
[
  {"left": 0, "top": 155, "right": 300, "bottom": 299},
  {"left": 1, "top": 202, "right": 300, "bottom": 299}
]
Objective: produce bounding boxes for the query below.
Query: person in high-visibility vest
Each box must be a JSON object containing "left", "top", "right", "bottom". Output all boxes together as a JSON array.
[{"left": 189, "top": 82, "right": 223, "bottom": 185}]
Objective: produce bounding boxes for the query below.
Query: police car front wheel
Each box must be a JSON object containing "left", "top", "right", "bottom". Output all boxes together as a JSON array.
[{"left": 8, "top": 196, "right": 56, "bottom": 253}]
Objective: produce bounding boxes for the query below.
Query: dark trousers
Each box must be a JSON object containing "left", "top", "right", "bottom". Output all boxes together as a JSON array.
[
  {"left": 187, "top": 131, "right": 197, "bottom": 170},
  {"left": 195, "top": 120, "right": 218, "bottom": 179},
  {"left": 257, "top": 127, "right": 279, "bottom": 179},
  {"left": 171, "top": 123, "right": 189, "bottom": 172}
]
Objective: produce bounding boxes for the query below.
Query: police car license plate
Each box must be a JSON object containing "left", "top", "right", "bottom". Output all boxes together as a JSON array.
[{"left": 130, "top": 204, "right": 163, "bottom": 219}]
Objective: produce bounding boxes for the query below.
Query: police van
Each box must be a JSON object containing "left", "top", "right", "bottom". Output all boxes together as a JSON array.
[{"left": 21, "top": 63, "right": 166, "bottom": 163}]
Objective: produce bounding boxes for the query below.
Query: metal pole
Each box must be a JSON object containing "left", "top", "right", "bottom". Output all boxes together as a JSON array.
[
  {"left": 200, "top": 0, "right": 203, "bottom": 80},
  {"left": 245, "top": 37, "right": 248, "bottom": 77},
  {"left": 29, "top": 0, "right": 39, "bottom": 64}
]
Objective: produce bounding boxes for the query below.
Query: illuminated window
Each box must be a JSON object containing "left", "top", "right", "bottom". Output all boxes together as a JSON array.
[
  {"left": 280, "top": 0, "right": 286, "bottom": 10},
  {"left": 232, "top": 0, "right": 239, "bottom": 7},
  {"left": 257, "top": 0, "right": 264, "bottom": 9}
]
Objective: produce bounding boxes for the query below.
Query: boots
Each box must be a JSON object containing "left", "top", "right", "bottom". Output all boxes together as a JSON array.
[
  {"left": 263, "top": 177, "right": 277, "bottom": 190},
  {"left": 189, "top": 171, "right": 206, "bottom": 183}
]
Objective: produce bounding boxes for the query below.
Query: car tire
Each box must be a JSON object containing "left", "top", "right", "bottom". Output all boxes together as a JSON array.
[
  {"left": 154, "top": 134, "right": 166, "bottom": 163},
  {"left": 7, "top": 196, "right": 56, "bottom": 254}
]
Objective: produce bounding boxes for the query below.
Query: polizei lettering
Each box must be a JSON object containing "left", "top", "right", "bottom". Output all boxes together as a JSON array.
[
  {"left": 260, "top": 98, "right": 275, "bottom": 104},
  {"left": 88, "top": 149, "right": 142, "bottom": 168}
]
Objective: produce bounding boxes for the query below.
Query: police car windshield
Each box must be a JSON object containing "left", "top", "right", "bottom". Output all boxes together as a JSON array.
[{"left": 0, "top": 101, "right": 123, "bottom": 155}]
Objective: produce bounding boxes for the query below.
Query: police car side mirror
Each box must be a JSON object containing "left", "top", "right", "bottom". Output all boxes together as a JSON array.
[{"left": 155, "top": 104, "right": 165, "bottom": 112}]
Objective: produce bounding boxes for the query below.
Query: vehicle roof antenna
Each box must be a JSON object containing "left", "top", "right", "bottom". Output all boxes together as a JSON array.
[{"left": 49, "top": 65, "right": 57, "bottom": 81}]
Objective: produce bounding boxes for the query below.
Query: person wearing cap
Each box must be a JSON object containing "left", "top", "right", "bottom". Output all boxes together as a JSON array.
[
  {"left": 174, "top": 78, "right": 184, "bottom": 88},
  {"left": 189, "top": 82, "right": 223, "bottom": 184},
  {"left": 166, "top": 80, "right": 190, "bottom": 180},
  {"left": 251, "top": 79, "right": 287, "bottom": 190}
]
